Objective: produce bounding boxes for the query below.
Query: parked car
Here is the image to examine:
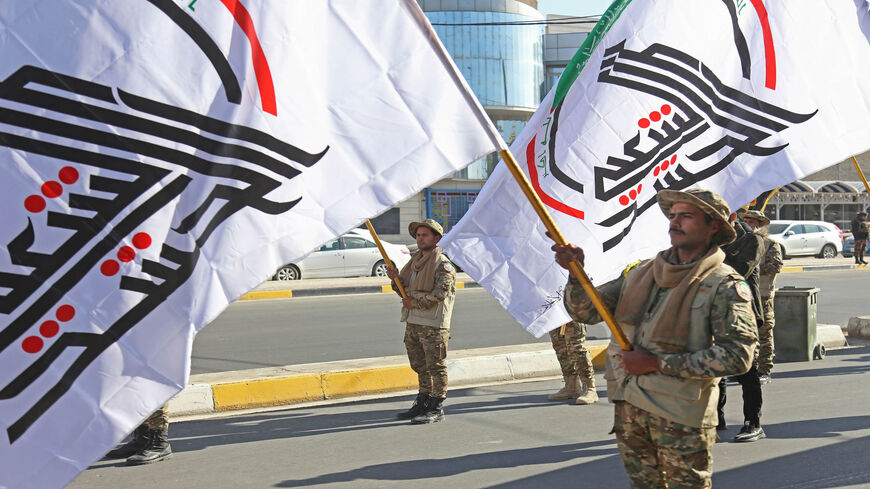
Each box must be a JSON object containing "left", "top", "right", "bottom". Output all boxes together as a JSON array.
[
  {"left": 766, "top": 220, "right": 842, "bottom": 259},
  {"left": 842, "top": 235, "right": 870, "bottom": 257},
  {"left": 272, "top": 230, "right": 411, "bottom": 280}
]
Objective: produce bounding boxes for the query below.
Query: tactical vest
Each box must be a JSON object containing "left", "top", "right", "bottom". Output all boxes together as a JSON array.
[
  {"left": 402, "top": 254, "right": 455, "bottom": 329},
  {"left": 605, "top": 263, "right": 737, "bottom": 428}
]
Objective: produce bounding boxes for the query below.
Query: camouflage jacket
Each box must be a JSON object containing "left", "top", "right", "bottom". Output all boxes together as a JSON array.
[
  {"left": 723, "top": 221, "right": 764, "bottom": 322},
  {"left": 758, "top": 236, "right": 783, "bottom": 296},
  {"left": 393, "top": 252, "right": 456, "bottom": 329},
  {"left": 563, "top": 253, "right": 757, "bottom": 427}
]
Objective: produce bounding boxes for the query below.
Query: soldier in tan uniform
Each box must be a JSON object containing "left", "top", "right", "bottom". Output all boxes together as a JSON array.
[
  {"left": 742, "top": 210, "right": 782, "bottom": 384},
  {"left": 551, "top": 189, "right": 757, "bottom": 489},
  {"left": 547, "top": 321, "right": 598, "bottom": 404},
  {"left": 388, "top": 219, "right": 456, "bottom": 424},
  {"left": 104, "top": 404, "right": 172, "bottom": 465}
]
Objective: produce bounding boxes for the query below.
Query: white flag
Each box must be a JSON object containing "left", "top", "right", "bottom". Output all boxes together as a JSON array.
[
  {"left": 0, "top": 2, "right": 498, "bottom": 487},
  {"left": 441, "top": 0, "right": 870, "bottom": 337}
]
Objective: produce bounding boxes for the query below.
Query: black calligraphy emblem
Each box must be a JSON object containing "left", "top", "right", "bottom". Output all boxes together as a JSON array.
[{"left": 0, "top": 0, "right": 326, "bottom": 443}]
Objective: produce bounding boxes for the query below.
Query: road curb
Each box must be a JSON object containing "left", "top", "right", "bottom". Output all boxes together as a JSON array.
[{"left": 168, "top": 341, "right": 609, "bottom": 417}]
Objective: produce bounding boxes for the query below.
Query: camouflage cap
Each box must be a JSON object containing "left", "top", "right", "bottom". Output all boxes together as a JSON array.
[
  {"left": 742, "top": 209, "right": 770, "bottom": 226},
  {"left": 656, "top": 188, "right": 737, "bottom": 246},
  {"left": 408, "top": 218, "right": 444, "bottom": 238}
]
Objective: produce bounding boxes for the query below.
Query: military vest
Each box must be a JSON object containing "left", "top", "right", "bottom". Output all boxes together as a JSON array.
[
  {"left": 605, "top": 263, "right": 736, "bottom": 428},
  {"left": 402, "top": 253, "right": 455, "bottom": 329}
]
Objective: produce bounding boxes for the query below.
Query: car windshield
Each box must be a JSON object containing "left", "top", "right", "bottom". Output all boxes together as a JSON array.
[{"left": 768, "top": 224, "right": 789, "bottom": 234}]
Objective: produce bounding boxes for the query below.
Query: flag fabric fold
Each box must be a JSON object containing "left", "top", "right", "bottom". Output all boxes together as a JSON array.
[
  {"left": 0, "top": 2, "right": 497, "bottom": 487},
  {"left": 441, "top": 0, "right": 870, "bottom": 338}
]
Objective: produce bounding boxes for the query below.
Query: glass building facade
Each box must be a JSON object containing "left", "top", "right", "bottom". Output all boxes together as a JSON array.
[{"left": 424, "top": 3, "right": 545, "bottom": 180}]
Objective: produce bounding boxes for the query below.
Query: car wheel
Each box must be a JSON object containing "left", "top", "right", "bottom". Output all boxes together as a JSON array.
[
  {"left": 372, "top": 260, "right": 391, "bottom": 277},
  {"left": 273, "top": 265, "right": 300, "bottom": 281},
  {"left": 780, "top": 245, "right": 788, "bottom": 260},
  {"left": 819, "top": 244, "right": 836, "bottom": 259}
]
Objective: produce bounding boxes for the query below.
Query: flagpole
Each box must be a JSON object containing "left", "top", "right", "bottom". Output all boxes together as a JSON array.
[
  {"left": 758, "top": 188, "right": 780, "bottom": 212},
  {"left": 851, "top": 156, "right": 870, "bottom": 195},
  {"left": 365, "top": 220, "right": 407, "bottom": 298},
  {"left": 498, "top": 149, "right": 632, "bottom": 351}
]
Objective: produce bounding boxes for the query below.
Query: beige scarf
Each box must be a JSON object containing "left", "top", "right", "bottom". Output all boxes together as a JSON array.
[
  {"left": 399, "top": 246, "right": 443, "bottom": 293},
  {"left": 614, "top": 246, "right": 725, "bottom": 351}
]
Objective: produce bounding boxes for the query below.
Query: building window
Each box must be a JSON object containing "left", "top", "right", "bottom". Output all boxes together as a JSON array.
[{"left": 424, "top": 189, "right": 480, "bottom": 233}]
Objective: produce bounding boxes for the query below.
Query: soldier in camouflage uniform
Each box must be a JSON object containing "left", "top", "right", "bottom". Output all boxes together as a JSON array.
[
  {"left": 851, "top": 211, "right": 869, "bottom": 265},
  {"left": 552, "top": 189, "right": 757, "bottom": 489},
  {"left": 547, "top": 321, "right": 598, "bottom": 404},
  {"left": 104, "top": 403, "right": 172, "bottom": 465},
  {"left": 742, "top": 210, "right": 782, "bottom": 384},
  {"left": 388, "top": 219, "right": 456, "bottom": 424}
]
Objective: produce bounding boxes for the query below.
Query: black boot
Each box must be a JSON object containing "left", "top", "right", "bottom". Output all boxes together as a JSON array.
[
  {"left": 126, "top": 427, "right": 172, "bottom": 465},
  {"left": 396, "top": 393, "right": 429, "bottom": 420},
  {"left": 734, "top": 420, "right": 766, "bottom": 442},
  {"left": 411, "top": 396, "right": 444, "bottom": 424},
  {"left": 104, "top": 425, "right": 148, "bottom": 459}
]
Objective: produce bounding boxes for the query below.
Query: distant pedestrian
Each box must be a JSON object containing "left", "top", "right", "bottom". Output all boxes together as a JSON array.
[
  {"left": 851, "top": 211, "right": 869, "bottom": 265},
  {"left": 388, "top": 219, "right": 456, "bottom": 424},
  {"left": 742, "top": 210, "right": 783, "bottom": 384},
  {"left": 552, "top": 188, "right": 756, "bottom": 489},
  {"left": 547, "top": 321, "right": 598, "bottom": 405},
  {"left": 104, "top": 404, "right": 172, "bottom": 465}
]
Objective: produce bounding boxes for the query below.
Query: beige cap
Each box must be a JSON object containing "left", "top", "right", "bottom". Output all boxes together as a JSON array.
[
  {"left": 408, "top": 218, "right": 444, "bottom": 238},
  {"left": 656, "top": 188, "right": 736, "bottom": 245}
]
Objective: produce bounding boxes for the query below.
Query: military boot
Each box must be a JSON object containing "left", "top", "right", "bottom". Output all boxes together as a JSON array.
[
  {"left": 396, "top": 393, "right": 429, "bottom": 420},
  {"left": 575, "top": 377, "right": 599, "bottom": 405},
  {"left": 410, "top": 396, "right": 444, "bottom": 424},
  {"left": 126, "top": 427, "right": 172, "bottom": 465},
  {"left": 104, "top": 425, "right": 148, "bottom": 459},
  {"left": 548, "top": 375, "right": 580, "bottom": 401}
]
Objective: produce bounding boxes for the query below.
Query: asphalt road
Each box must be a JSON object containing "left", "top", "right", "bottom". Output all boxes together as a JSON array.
[
  {"left": 72, "top": 342, "right": 870, "bottom": 489},
  {"left": 190, "top": 269, "right": 869, "bottom": 374}
]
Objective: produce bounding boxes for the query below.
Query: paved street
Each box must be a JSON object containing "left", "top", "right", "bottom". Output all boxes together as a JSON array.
[
  {"left": 71, "top": 343, "right": 870, "bottom": 488},
  {"left": 192, "top": 267, "right": 868, "bottom": 374}
]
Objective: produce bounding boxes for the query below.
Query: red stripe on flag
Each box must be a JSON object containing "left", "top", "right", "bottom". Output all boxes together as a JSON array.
[
  {"left": 525, "top": 137, "right": 584, "bottom": 219},
  {"left": 219, "top": 0, "right": 278, "bottom": 115},
  {"left": 749, "top": 0, "right": 776, "bottom": 90}
]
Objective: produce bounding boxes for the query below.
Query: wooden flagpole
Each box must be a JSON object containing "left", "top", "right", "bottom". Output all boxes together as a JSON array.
[
  {"left": 498, "top": 149, "right": 632, "bottom": 350},
  {"left": 365, "top": 220, "right": 407, "bottom": 298},
  {"left": 852, "top": 156, "right": 870, "bottom": 195}
]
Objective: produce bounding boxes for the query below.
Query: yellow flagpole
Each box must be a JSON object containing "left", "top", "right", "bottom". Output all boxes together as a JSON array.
[
  {"left": 758, "top": 187, "right": 780, "bottom": 212},
  {"left": 365, "top": 220, "right": 407, "bottom": 298},
  {"left": 852, "top": 156, "right": 870, "bottom": 195},
  {"left": 498, "top": 149, "right": 631, "bottom": 350}
]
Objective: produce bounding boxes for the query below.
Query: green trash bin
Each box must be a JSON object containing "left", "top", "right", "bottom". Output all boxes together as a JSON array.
[{"left": 772, "top": 286, "right": 819, "bottom": 362}]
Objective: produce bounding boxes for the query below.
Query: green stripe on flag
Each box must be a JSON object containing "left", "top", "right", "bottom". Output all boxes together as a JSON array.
[{"left": 551, "top": 0, "right": 633, "bottom": 109}]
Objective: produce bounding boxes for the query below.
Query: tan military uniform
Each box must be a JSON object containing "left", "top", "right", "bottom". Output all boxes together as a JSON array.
[{"left": 757, "top": 236, "right": 782, "bottom": 375}]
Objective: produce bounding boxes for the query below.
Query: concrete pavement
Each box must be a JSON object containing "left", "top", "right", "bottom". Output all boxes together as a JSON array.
[{"left": 165, "top": 257, "right": 866, "bottom": 420}]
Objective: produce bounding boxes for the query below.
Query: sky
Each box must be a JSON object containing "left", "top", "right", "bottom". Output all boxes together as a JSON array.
[{"left": 536, "top": 0, "right": 613, "bottom": 17}]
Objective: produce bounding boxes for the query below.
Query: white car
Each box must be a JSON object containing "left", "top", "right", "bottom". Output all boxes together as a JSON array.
[
  {"left": 272, "top": 229, "right": 411, "bottom": 280},
  {"left": 766, "top": 220, "right": 842, "bottom": 259}
]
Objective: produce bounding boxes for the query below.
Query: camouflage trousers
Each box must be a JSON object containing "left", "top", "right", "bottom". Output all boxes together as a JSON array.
[
  {"left": 758, "top": 295, "right": 775, "bottom": 375},
  {"left": 404, "top": 323, "right": 450, "bottom": 398},
  {"left": 613, "top": 402, "right": 716, "bottom": 489},
  {"left": 548, "top": 322, "right": 594, "bottom": 381},
  {"left": 855, "top": 239, "right": 868, "bottom": 260},
  {"left": 142, "top": 404, "right": 169, "bottom": 431}
]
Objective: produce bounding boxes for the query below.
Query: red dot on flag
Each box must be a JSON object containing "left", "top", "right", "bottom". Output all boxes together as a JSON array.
[
  {"left": 670, "top": 154, "right": 677, "bottom": 164},
  {"left": 661, "top": 104, "right": 671, "bottom": 115},
  {"left": 101, "top": 260, "right": 120, "bottom": 276},
  {"left": 649, "top": 111, "right": 661, "bottom": 122},
  {"left": 637, "top": 183, "right": 643, "bottom": 193},
  {"left": 40, "top": 320, "right": 59, "bottom": 338},
  {"left": 654, "top": 167, "right": 661, "bottom": 177},
  {"left": 42, "top": 181, "right": 62, "bottom": 198},
  {"left": 22, "top": 336, "right": 43, "bottom": 354},
  {"left": 132, "top": 232, "right": 152, "bottom": 249},
  {"left": 117, "top": 246, "right": 136, "bottom": 262},
  {"left": 629, "top": 189, "right": 637, "bottom": 200},
  {"left": 25, "top": 195, "right": 46, "bottom": 213},
  {"left": 638, "top": 118, "right": 650, "bottom": 129},
  {"left": 56, "top": 305, "right": 75, "bottom": 322},
  {"left": 59, "top": 166, "right": 79, "bottom": 184},
  {"left": 662, "top": 160, "right": 670, "bottom": 171},
  {"left": 619, "top": 195, "right": 630, "bottom": 206}
]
